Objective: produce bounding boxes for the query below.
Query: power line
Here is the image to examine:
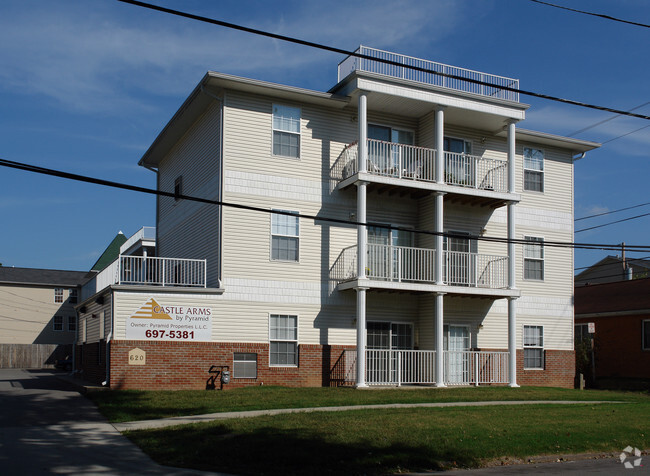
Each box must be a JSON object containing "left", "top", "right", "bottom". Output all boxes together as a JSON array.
[
  {"left": 3, "top": 157, "right": 650, "bottom": 253},
  {"left": 116, "top": 0, "right": 650, "bottom": 122},
  {"left": 575, "top": 201, "right": 650, "bottom": 221},
  {"left": 574, "top": 255, "right": 650, "bottom": 271},
  {"left": 568, "top": 101, "right": 650, "bottom": 137},
  {"left": 602, "top": 123, "right": 650, "bottom": 144},
  {"left": 575, "top": 211, "right": 650, "bottom": 233},
  {"left": 528, "top": 0, "right": 650, "bottom": 29}
]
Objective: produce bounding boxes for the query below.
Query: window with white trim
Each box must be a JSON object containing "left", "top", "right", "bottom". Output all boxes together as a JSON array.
[
  {"left": 524, "top": 147, "right": 544, "bottom": 192},
  {"left": 54, "top": 288, "right": 64, "bottom": 303},
  {"left": 643, "top": 320, "right": 650, "bottom": 351},
  {"left": 69, "top": 289, "right": 78, "bottom": 304},
  {"left": 53, "top": 316, "right": 63, "bottom": 331},
  {"left": 272, "top": 105, "right": 300, "bottom": 158},
  {"left": 234, "top": 353, "right": 258, "bottom": 378},
  {"left": 524, "top": 236, "right": 544, "bottom": 280},
  {"left": 67, "top": 315, "right": 76, "bottom": 332},
  {"left": 270, "top": 314, "right": 298, "bottom": 366},
  {"left": 524, "top": 325, "right": 544, "bottom": 369},
  {"left": 271, "top": 211, "right": 299, "bottom": 261}
]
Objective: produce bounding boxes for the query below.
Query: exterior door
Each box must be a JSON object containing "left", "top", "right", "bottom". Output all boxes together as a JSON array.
[
  {"left": 368, "top": 227, "right": 413, "bottom": 281},
  {"left": 444, "top": 232, "right": 477, "bottom": 286},
  {"left": 444, "top": 325, "right": 470, "bottom": 384},
  {"left": 444, "top": 137, "right": 474, "bottom": 186},
  {"left": 366, "top": 322, "right": 413, "bottom": 384}
]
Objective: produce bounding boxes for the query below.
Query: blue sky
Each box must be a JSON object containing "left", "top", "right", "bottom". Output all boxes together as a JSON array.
[{"left": 1, "top": 0, "right": 649, "bottom": 272}]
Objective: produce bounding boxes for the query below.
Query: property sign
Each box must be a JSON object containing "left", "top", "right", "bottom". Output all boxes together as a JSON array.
[
  {"left": 125, "top": 298, "right": 212, "bottom": 342},
  {"left": 588, "top": 322, "right": 595, "bottom": 334}
]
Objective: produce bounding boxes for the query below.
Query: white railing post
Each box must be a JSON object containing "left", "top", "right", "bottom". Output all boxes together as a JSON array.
[{"left": 474, "top": 352, "right": 479, "bottom": 386}]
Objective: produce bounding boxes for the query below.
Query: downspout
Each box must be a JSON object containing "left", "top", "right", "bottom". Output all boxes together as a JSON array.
[
  {"left": 102, "top": 293, "right": 114, "bottom": 387},
  {"left": 200, "top": 84, "right": 225, "bottom": 289},
  {"left": 572, "top": 152, "right": 587, "bottom": 161}
]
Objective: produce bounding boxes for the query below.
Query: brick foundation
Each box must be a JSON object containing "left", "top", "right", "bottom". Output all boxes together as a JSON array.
[
  {"left": 516, "top": 349, "right": 575, "bottom": 388},
  {"left": 107, "top": 340, "right": 353, "bottom": 390}
]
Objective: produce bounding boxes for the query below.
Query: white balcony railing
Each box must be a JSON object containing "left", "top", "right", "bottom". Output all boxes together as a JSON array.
[
  {"left": 335, "top": 141, "right": 508, "bottom": 193},
  {"left": 342, "top": 349, "right": 509, "bottom": 386},
  {"left": 332, "top": 244, "right": 508, "bottom": 290},
  {"left": 338, "top": 46, "right": 520, "bottom": 102},
  {"left": 119, "top": 226, "right": 156, "bottom": 254},
  {"left": 81, "top": 255, "right": 206, "bottom": 301}
]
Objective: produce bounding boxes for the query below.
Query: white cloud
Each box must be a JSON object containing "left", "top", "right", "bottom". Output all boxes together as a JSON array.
[{"left": 0, "top": 0, "right": 463, "bottom": 114}]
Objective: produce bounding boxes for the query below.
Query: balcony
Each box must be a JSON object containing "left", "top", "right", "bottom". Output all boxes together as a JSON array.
[
  {"left": 338, "top": 46, "right": 520, "bottom": 103},
  {"left": 332, "top": 244, "right": 513, "bottom": 296},
  {"left": 334, "top": 140, "right": 509, "bottom": 199},
  {"left": 81, "top": 255, "right": 206, "bottom": 301},
  {"left": 339, "top": 349, "right": 509, "bottom": 386}
]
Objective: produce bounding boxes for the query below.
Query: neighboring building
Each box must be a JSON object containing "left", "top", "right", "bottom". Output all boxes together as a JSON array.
[
  {"left": 90, "top": 232, "right": 128, "bottom": 272},
  {"left": 575, "top": 278, "right": 650, "bottom": 382},
  {"left": 575, "top": 255, "right": 650, "bottom": 286},
  {"left": 0, "top": 266, "right": 88, "bottom": 368},
  {"left": 76, "top": 47, "right": 599, "bottom": 389}
]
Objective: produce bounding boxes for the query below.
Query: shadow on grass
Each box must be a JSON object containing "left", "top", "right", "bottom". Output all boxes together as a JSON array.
[{"left": 127, "top": 424, "right": 479, "bottom": 475}]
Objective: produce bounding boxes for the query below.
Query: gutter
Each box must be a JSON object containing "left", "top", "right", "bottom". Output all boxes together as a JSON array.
[{"left": 102, "top": 293, "right": 114, "bottom": 387}]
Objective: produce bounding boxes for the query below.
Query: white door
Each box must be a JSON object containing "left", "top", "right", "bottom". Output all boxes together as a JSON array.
[
  {"left": 444, "top": 325, "right": 470, "bottom": 384},
  {"left": 444, "top": 232, "right": 477, "bottom": 286},
  {"left": 366, "top": 322, "right": 413, "bottom": 384}
]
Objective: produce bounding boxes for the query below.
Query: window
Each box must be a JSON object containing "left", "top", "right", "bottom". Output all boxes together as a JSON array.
[
  {"left": 272, "top": 105, "right": 300, "bottom": 158},
  {"left": 174, "top": 176, "right": 183, "bottom": 201},
  {"left": 643, "top": 320, "right": 650, "bottom": 351},
  {"left": 67, "top": 315, "right": 76, "bottom": 332},
  {"left": 524, "top": 236, "right": 544, "bottom": 280},
  {"left": 54, "top": 288, "right": 64, "bottom": 303},
  {"left": 366, "top": 321, "right": 413, "bottom": 350},
  {"left": 68, "top": 289, "right": 78, "bottom": 304},
  {"left": 524, "top": 325, "right": 544, "bottom": 369},
  {"left": 53, "top": 316, "right": 64, "bottom": 331},
  {"left": 234, "top": 353, "right": 258, "bottom": 378},
  {"left": 270, "top": 314, "right": 298, "bottom": 366},
  {"left": 575, "top": 323, "right": 589, "bottom": 342},
  {"left": 524, "top": 148, "right": 544, "bottom": 192},
  {"left": 271, "top": 211, "right": 299, "bottom": 261}
]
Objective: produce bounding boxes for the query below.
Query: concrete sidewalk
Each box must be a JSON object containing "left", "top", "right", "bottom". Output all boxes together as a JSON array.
[{"left": 114, "top": 399, "right": 621, "bottom": 431}]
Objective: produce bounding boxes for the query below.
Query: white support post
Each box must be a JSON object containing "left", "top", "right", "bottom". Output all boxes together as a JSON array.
[
  {"left": 508, "top": 297, "right": 518, "bottom": 387},
  {"left": 435, "top": 107, "right": 445, "bottom": 183},
  {"left": 356, "top": 287, "right": 368, "bottom": 387},
  {"left": 434, "top": 192, "right": 445, "bottom": 285},
  {"left": 506, "top": 120, "right": 519, "bottom": 387},
  {"left": 434, "top": 292, "right": 446, "bottom": 387},
  {"left": 359, "top": 93, "right": 368, "bottom": 173}
]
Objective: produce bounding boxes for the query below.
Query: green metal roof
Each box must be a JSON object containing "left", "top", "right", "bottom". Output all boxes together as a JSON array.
[{"left": 90, "top": 232, "right": 127, "bottom": 272}]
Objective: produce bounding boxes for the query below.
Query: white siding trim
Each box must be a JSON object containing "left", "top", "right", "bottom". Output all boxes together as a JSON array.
[
  {"left": 491, "top": 207, "right": 572, "bottom": 232},
  {"left": 224, "top": 170, "right": 322, "bottom": 203}
]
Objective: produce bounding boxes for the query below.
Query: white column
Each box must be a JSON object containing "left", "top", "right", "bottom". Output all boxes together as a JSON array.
[
  {"left": 356, "top": 287, "right": 368, "bottom": 387},
  {"left": 435, "top": 292, "right": 446, "bottom": 387},
  {"left": 506, "top": 120, "right": 519, "bottom": 387},
  {"left": 434, "top": 192, "right": 445, "bottom": 285},
  {"left": 355, "top": 92, "right": 369, "bottom": 388},
  {"left": 359, "top": 93, "right": 368, "bottom": 173},
  {"left": 435, "top": 107, "right": 445, "bottom": 183}
]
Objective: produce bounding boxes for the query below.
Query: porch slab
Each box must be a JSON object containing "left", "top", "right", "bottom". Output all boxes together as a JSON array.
[{"left": 337, "top": 278, "right": 521, "bottom": 299}]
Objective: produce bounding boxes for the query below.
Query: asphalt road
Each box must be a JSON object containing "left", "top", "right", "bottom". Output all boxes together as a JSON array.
[{"left": 0, "top": 369, "right": 222, "bottom": 475}]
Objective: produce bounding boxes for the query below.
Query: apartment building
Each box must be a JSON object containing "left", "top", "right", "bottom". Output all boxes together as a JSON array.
[{"left": 76, "top": 47, "right": 599, "bottom": 389}]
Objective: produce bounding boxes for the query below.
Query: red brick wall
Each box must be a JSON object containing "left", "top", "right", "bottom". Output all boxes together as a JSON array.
[
  {"left": 107, "top": 340, "right": 353, "bottom": 390},
  {"left": 576, "top": 314, "right": 650, "bottom": 379},
  {"left": 517, "top": 349, "right": 575, "bottom": 388}
]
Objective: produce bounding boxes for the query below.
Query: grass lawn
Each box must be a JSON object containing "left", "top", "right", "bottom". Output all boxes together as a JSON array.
[
  {"left": 125, "top": 401, "right": 649, "bottom": 475},
  {"left": 87, "top": 385, "right": 646, "bottom": 422}
]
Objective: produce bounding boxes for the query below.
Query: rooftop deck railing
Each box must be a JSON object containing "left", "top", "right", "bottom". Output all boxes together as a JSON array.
[
  {"left": 338, "top": 46, "right": 520, "bottom": 102},
  {"left": 81, "top": 255, "right": 206, "bottom": 301}
]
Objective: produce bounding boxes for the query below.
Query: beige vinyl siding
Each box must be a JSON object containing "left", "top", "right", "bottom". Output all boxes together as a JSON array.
[
  {"left": 157, "top": 101, "right": 222, "bottom": 287},
  {"left": 0, "top": 285, "right": 78, "bottom": 345},
  {"left": 77, "top": 293, "right": 111, "bottom": 344}
]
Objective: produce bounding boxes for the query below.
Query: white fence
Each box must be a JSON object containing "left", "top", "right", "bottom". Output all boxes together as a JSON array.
[
  {"left": 342, "top": 349, "right": 508, "bottom": 386},
  {"left": 338, "top": 46, "right": 520, "bottom": 102},
  {"left": 332, "top": 245, "right": 508, "bottom": 289}
]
